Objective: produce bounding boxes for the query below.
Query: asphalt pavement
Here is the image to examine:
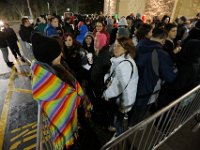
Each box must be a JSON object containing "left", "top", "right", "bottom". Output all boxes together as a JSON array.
[{"left": 0, "top": 50, "right": 38, "bottom": 150}]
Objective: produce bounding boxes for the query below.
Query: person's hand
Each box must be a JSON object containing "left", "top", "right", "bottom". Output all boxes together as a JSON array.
[{"left": 173, "top": 47, "right": 182, "bottom": 54}]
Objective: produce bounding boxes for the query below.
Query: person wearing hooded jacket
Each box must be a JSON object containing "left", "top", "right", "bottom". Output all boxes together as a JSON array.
[
  {"left": 62, "top": 33, "right": 88, "bottom": 84},
  {"left": 157, "top": 39, "right": 200, "bottom": 109},
  {"left": 91, "top": 32, "right": 111, "bottom": 99},
  {"left": 19, "top": 17, "right": 34, "bottom": 43},
  {"left": 176, "top": 20, "right": 200, "bottom": 67},
  {"left": 129, "top": 28, "right": 177, "bottom": 126},
  {"left": 89, "top": 32, "right": 111, "bottom": 127},
  {"left": 82, "top": 32, "right": 95, "bottom": 54},
  {"left": 45, "top": 16, "right": 60, "bottom": 37},
  {"left": 76, "top": 21, "right": 89, "bottom": 44},
  {"left": 30, "top": 33, "right": 92, "bottom": 150},
  {"left": 93, "top": 20, "right": 110, "bottom": 45}
]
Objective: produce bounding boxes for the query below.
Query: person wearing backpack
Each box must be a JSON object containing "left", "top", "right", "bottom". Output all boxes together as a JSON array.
[{"left": 128, "top": 28, "right": 177, "bottom": 126}]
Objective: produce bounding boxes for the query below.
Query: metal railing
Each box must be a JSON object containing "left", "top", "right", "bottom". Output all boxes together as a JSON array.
[
  {"left": 100, "top": 85, "right": 200, "bottom": 150},
  {"left": 36, "top": 105, "right": 57, "bottom": 150},
  {"left": 19, "top": 39, "right": 34, "bottom": 64},
  {"left": 36, "top": 85, "right": 200, "bottom": 150}
]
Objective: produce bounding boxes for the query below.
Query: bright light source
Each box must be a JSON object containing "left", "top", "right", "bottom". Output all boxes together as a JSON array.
[
  {"left": 0, "top": 20, "right": 4, "bottom": 26},
  {"left": 67, "top": 8, "right": 70, "bottom": 12}
]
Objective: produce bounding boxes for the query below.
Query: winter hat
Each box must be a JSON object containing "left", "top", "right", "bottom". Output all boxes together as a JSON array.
[
  {"left": 180, "top": 16, "right": 187, "bottom": 23},
  {"left": 95, "top": 32, "right": 107, "bottom": 49},
  {"left": 78, "top": 21, "right": 84, "bottom": 29},
  {"left": 107, "top": 18, "right": 113, "bottom": 25},
  {"left": 118, "top": 27, "right": 130, "bottom": 38},
  {"left": 31, "top": 33, "right": 61, "bottom": 64},
  {"left": 85, "top": 31, "right": 94, "bottom": 39},
  {"left": 136, "top": 13, "right": 141, "bottom": 19},
  {"left": 118, "top": 17, "right": 128, "bottom": 27}
]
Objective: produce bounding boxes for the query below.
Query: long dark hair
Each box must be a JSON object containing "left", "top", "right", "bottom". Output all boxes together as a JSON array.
[
  {"left": 62, "top": 33, "right": 81, "bottom": 59},
  {"left": 136, "top": 23, "right": 152, "bottom": 41},
  {"left": 52, "top": 61, "right": 76, "bottom": 87},
  {"left": 117, "top": 37, "right": 136, "bottom": 59}
]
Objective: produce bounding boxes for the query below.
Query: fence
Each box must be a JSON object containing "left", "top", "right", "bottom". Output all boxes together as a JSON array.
[
  {"left": 19, "top": 39, "right": 34, "bottom": 64},
  {"left": 36, "top": 85, "right": 200, "bottom": 150},
  {"left": 100, "top": 85, "right": 200, "bottom": 150},
  {"left": 36, "top": 105, "right": 56, "bottom": 150}
]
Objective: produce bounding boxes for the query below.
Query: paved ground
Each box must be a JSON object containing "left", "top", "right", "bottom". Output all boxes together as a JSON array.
[
  {"left": 0, "top": 51, "right": 38, "bottom": 150},
  {"left": 158, "top": 117, "right": 200, "bottom": 150}
]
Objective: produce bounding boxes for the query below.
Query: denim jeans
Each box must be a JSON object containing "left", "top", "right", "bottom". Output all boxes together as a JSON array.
[
  {"left": 0, "top": 47, "right": 9, "bottom": 63},
  {"left": 115, "top": 111, "right": 125, "bottom": 136}
]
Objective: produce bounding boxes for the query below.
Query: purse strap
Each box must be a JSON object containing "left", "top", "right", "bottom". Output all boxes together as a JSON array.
[{"left": 107, "top": 59, "right": 134, "bottom": 99}]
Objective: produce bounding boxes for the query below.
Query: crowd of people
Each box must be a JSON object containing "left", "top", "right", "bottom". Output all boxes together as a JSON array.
[{"left": 1, "top": 11, "right": 200, "bottom": 150}]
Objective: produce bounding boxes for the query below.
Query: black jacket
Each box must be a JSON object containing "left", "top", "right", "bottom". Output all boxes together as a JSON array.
[
  {"left": 164, "top": 39, "right": 177, "bottom": 63},
  {"left": 19, "top": 25, "right": 34, "bottom": 43},
  {"left": 63, "top": 22, "right": 74, "bottom": 34},
  {"left": 63, "top": 44, "right": 87, "bottom": 83},
  {"left": 0, "top": 31, "right": 7, "bottom": 48},
  {"left": 91, "top": 45, "right": 111, "bottom": 98},
  {"left": 135, "top": 40, "right": 177, "bottom": 106},
  {"left": 3, "top": 27, "right": 18, "bottom": 45},
  {"left": 157, "top": 39, "right": 200, "bottom": 109}
]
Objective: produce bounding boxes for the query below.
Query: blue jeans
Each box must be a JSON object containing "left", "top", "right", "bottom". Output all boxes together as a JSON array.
[{"left": 115, "top": 111, "right": 125, "bottom": 136}]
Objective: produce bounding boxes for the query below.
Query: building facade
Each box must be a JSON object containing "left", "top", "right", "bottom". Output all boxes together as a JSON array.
[{"left": 104, "top": 0, "right": 200, "bottom": 20}]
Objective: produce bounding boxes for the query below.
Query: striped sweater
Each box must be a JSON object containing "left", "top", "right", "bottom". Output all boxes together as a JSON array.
[{"left": 31, "top": 61, "right": 91, "bottom": 149}]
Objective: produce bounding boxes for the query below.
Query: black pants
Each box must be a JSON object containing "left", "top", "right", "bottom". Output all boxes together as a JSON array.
[
  {"left": 128, "top": 105, "right": 152, "bottom": 127},
  {"left": 8, "top": 42, "right": 22, "bottom": 58}
]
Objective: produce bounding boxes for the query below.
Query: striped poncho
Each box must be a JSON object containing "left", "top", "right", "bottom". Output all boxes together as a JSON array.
[{"left": 30, "top": 61, "right": 91, "bottom": 149}]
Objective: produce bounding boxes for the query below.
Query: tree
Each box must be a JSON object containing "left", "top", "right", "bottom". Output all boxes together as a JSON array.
[
  {"left": 7, "top": 0, "right": 28, "bottom": 17},
  {"left": 27, "top": 0, "right": 33, "bottom": 19}
]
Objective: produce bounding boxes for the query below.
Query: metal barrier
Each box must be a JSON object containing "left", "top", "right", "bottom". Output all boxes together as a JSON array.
[
  {"left": 19, "top": 39, "right": 34, "bottom": 64},
  {"left": 100, "top": 85, "right": 200, "bottom": 150},
  {"left": 36, "top": 105, "right": 58, "bottom": 150}
]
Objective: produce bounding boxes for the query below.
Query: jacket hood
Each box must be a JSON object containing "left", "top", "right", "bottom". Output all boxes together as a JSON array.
[{"left": 136, "top": 39, "right": 163, "bottom": 53}]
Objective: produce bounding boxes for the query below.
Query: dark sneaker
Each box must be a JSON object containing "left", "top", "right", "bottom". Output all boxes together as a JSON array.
[{"left": 6, "top": 62, "right": 14, "bottom": 68}]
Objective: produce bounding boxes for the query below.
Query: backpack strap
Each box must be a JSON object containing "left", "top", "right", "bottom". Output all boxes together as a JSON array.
[
  {"left": 152, "top": 49, "right": 159, "bottom": 77},
  {"left": 105, "top": 59, "right": 134, "bottom": 99}
]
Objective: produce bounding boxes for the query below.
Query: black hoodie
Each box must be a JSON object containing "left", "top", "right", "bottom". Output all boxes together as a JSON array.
[{"left": 19, "top": 25, "right": 34, "bottom": 43}]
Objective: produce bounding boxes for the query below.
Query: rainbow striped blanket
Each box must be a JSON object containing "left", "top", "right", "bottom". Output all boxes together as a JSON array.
[{"left": 30, "top": 61, "right": 91, "bottom": 149}]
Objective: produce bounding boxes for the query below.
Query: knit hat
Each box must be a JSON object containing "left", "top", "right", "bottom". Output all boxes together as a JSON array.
[
  {"left": 118, "top": 17, "right": 128, "bottom": 27},
  {"left": 180, "top": 16, "right": 187, "bottom": 23},
  {"left": 31, "top": 33, "right": 61, "bottom": 64},
  {"left": 95, "top": 32, "right": 107, "bottom": 49},
  {"left": 85, "top": 31, "right": 94, "bottom": 39},
  {"left": 118, "top": 27, "right": 130, "bottom": 38}
]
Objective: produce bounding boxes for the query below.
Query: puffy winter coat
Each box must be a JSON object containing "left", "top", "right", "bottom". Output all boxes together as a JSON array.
[{"left": 103, "top": 54, "right": 139, "bottom": 113}]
